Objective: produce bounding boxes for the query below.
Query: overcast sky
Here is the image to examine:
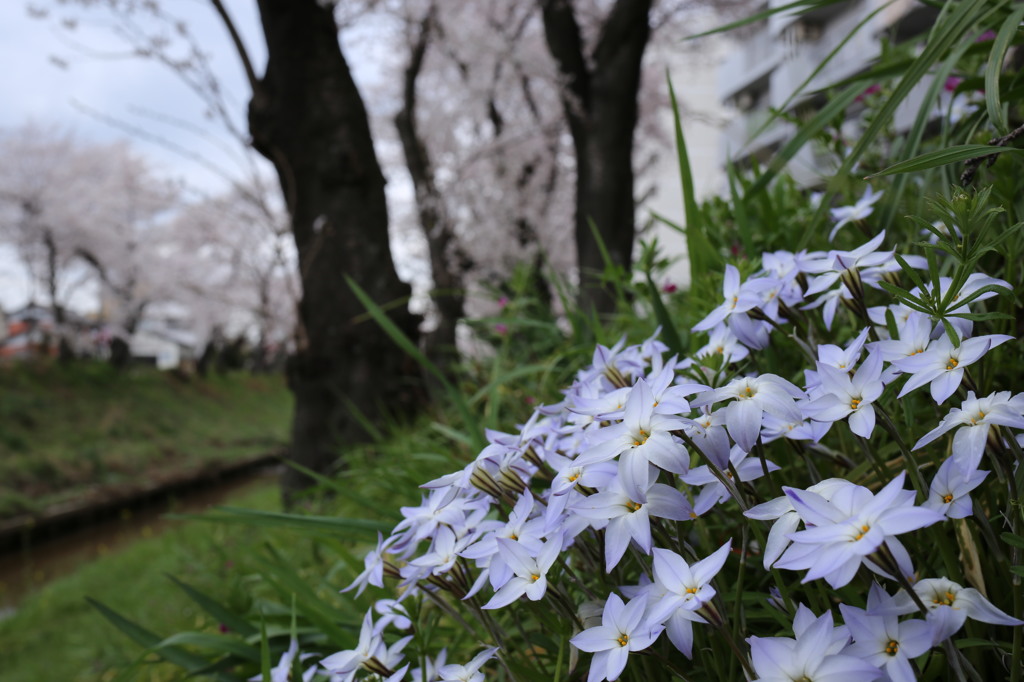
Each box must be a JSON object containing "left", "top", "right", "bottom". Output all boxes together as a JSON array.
[{"left": 0, "top": 1, "right": 268, "bottom": 187}]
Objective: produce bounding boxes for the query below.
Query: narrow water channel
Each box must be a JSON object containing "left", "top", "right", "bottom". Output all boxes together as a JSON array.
[{"left": 0, "top": 466, "right": 280, "bottom": 615}]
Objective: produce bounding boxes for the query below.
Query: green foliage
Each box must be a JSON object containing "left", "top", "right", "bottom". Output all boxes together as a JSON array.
[
  {"left": 0, "top": 363, "right": 291, "bottom": 517},
  {"left": 67, "top": 1, "right": 1024, "bottom": 680}
]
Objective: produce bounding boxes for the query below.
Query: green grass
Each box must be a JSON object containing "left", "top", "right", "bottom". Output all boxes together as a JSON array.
[
  {"left": 0, "top": 362, "right": 292, "bottom": 517},
  {"left": 0, "top": 414, "right": 468, "bottom": 682},
  {"left": 0, "top": 482, "right": 289, "bottom": 682}
]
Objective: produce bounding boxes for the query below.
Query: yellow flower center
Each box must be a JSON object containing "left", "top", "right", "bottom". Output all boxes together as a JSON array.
[
  {"left": 530, "top": 573, "right": 540, "bottom": 582},
  {"left": 943, "top": 493, "right": 953, "bottom": 503},
  {"left": 626, "top": 501, "right": 643, "bottom": 512},
  {"left": 850, "top": 397, "right": 861, "bottom": 409},
  {"left": 852, "top": 524, "right": 870, "bottom": 541},
  {"left": 946, "top": 357, "right": 959, "bottom": 370},
  {"left": 685, "top": 587, "right": 698, "bottom": 594},
  {"left": 616, "top": 633, "right": 630, "bottom": 647},
  {"left": 885, "top": 640, "right": 899, "bottom": 655}
]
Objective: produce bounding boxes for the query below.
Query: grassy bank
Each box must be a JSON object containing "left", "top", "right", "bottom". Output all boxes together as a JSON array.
[
  {"left": 0, "top": 362, "right": 292, "bottom": 518},
  {"left": 0, "top": 481, "right": 287, "bottom": 682},
  {"left": 0, "top": 415, "right": 467, "bottom": 682}
]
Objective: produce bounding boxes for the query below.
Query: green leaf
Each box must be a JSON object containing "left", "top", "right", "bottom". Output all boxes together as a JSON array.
[
  {"left": 726, "top": 162, "right": 753, "bottom": 258},
  {"left": 746, "top": 82, "right": 864, "bottom": 199},
  {"left": 741, "top": 1, "right": 890, "bottom": 147},
  {"left": 255, "top": 554, "right": 356, "bottom": 647},
  {"left": 948, "top": 311, "right": 1014, "bottom": 322},
  {"left": 837, "top": 0, "right": 1011, "bottom": 191},
  {"left": 892, "top": 253, "right": 931, "bottom": 298},
  {"left": 866, "top": 145, "right": 1024, "bottom": 178},
  {"left": 346, "top": 276, "right": 484, "bottom": 450},
  {"left": 468, "top": 363, "right": 555, "bottom": 406},
  {"left": 87, "top": 598, "right": 218, "bottom": 675},
  {"left": 260, "top": 616, "right": 272, "bottom": 682},
  {"left": 644, "top": 272, "right": 685, "bottom": 357},
  {"left": 156, "top": 632, "right": 260, "bottom": 663},
  {"left": 166, "top": 574, "right": 259, "bottom": 638},
  {"left": 945, "top": 284, "right": 1012, "bottom": 311},
  {"left": 172, "top": 506, "right": 392, "bottom": 536},
  {"left": 941, "top": 318, "right": 961, "bottom": 347},
  {"left": 650, "top": 210, "right": 686, "bottom": 238},
  {"left": 686, "top": 0, "right": 845, "bottom": 39},
  {"left": 668, "top": 73, "right": 718, "bottom": 279},
  {"left": 1000, "top": 532, "right": 1024, "bottom": 549},
  {"left": 985, "top": 5, "right": 1024, "bottom": 134},
  {"left": 877, "top": 36, "right": 973, "bottom": 231}
]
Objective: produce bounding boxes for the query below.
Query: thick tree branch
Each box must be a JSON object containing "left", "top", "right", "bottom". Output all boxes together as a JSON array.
[
  {"left": 539, "top": 0, "right": 590, "bottom": 114},
  {"left": 593, "top": 0, "right": 654, "bottom": 66},
  {"left": 208, "top": 0, "right": 262, "bottom": 94}
]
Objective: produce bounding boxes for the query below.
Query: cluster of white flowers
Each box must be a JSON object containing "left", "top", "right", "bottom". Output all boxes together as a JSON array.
[{"left": 300, "top": 228, "right": 1022, "bottom": 682}]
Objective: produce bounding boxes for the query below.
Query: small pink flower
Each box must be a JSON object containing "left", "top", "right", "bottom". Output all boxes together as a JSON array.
[
  {"left": 497, "top": 296, "right": 509, "bottom": 309},
  {"left": 976, "top": 29, "right": 996, "bottom": 42},
  {"left": 662, "top": 282, "right": 678, "bottom": 294},
  {"left": 945, "top": 76, "right": 963, "bottom": 92},
  {"left": 494, "top": 323, "right": 508, "bottom": 335},
  {"left": 855, "top": 83, "right": 882, "bottom": 102},
  {"left": 219, "top": 623, "right": 229, "bottom": 633},
  {"left": 525, "top": 396, "right": 536, "bottom": 405}
]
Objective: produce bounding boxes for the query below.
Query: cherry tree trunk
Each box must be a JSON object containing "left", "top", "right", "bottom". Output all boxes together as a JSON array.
[
  {"left": 540, "top": 0, "right": 653, "bottom": 317},
  {"left": 250, "top": 0, "right": 422, "bottom": 498},
  {"left": 394, "top": 8, "right": 465, "bottom": 376}
]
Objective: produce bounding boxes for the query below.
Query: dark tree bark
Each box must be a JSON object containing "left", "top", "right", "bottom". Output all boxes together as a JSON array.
[
  {"left": 225, "top": 0, "right": 422, "bottom": 497},
  {"left": 395, "top": 4, "right": 465, "bottom": 374},
  {"left": 539, "top": 0, "right": 653, "bottom": 316}
]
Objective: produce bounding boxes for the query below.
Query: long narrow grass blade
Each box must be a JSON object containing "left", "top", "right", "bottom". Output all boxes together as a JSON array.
[
  {"left": 260, "top": 615, "right": 271, "bottom": 682},
  {"left": 667, "top": 73, "right": 718, "bottom": 280},
  {"left": 835, "top": 0, "right": 1010, "bottom": 179},
  {"left": 166, "top": 574, "right": 259, "bottom": 637},
  {"left": 170, "top": 506, "right": 392, "bottom": 535},
  {"left": 867, "top": 145, "right": 1023, "bottom": 177},
  {"left": 877, "top": 38, "right": 971, "bottom": 230},
  {"left": 745, "top": 82, "right": 864, "bottom": 198},
  {"left": 744, "top": 1, "right": 892, "bottom": 145},
  {"left": 726, "top": 162, "right": 753, "bottom": 257},
  {"left": 87, "top": 598, "right": 216, "bottom": 674},
  {"left": 644, "top": 272, "right": 685, "bottom": 356},
  {"left": 156, "top": 632, "right": 260, "bottom": 663},
  {"left": 686, "top": 0, "right": 844, "bottom": 39},
  {"left": 985, "top": 5, "right": 1024, "bottom": 134},
  {"left": 280, "top": 459, "right": 404, "bottom": 521},
  {"left": 345, "top": 276, "right": 484, "bottom": 450},
  {"left": 255, "top": 555, "right": 356, "bottom": 647}
]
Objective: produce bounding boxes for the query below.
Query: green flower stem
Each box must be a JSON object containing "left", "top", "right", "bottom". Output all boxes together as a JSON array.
[
  {"left": 707, "top": 610, "right": 755, "bottom": 679},
  {"left": 556, "top": 555, "right": 598, "bottom": 603},
  {"left": 675, "top": 429, "right": 749, "bottom": 511},
  {"left": 745, "top": 520, "right": 795, "bottom": 614},
  {"left": 754, "top": 438, "right": 777, "bottom": 491},
  {"left": 855, "top": 434, "right": 892, "bottom": 486},
  {"left": 875, "top": 405, "right": 928, "bottom": 497}
]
